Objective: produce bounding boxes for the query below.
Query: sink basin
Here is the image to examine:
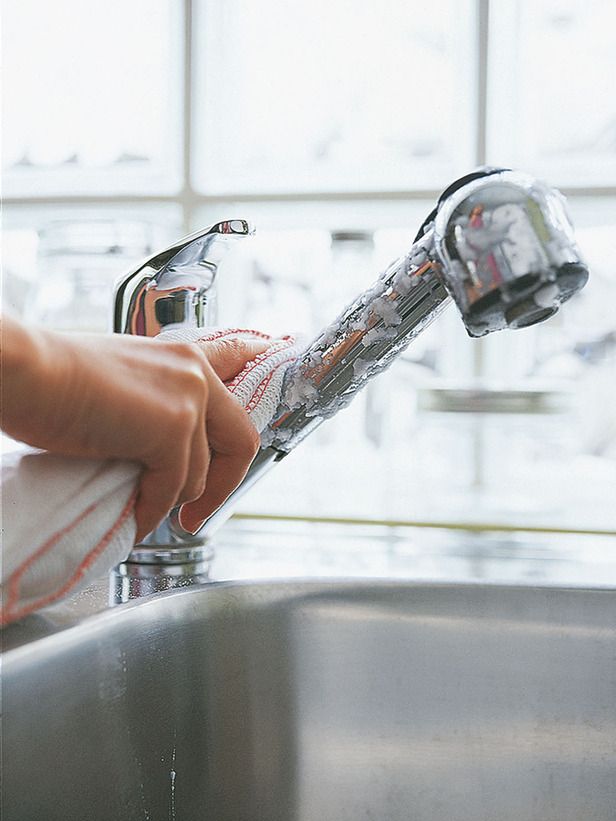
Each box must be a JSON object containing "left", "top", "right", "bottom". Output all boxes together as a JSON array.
[{"left": 3, "top": 581, "right": 615, "bottom": 820}]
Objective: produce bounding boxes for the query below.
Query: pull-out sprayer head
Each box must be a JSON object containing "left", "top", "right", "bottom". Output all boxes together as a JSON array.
[{"left": 426, "top": 167, "right": 589, "bottom": 337}]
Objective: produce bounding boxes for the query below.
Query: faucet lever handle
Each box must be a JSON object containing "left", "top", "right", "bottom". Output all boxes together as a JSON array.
[{"left": 113, "top": 219, "right": 254, "bottom": 337}]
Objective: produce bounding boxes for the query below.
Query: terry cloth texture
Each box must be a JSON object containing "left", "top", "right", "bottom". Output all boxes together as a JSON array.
[{"left": 156, "top": 327, "right": 299, "bottom": 433}]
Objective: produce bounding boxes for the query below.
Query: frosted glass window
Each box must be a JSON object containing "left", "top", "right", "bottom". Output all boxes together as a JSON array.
[
  {"left": 2, "top": 0, "right": 183, "bottom": 196},
  {"left": 193, "top": 0, "right": 477, "bottom": 194},
  {"left": 487, "top": 0, "right": 616, "bottom": 186}
]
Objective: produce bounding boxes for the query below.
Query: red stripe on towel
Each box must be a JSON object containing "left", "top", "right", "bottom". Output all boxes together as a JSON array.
[{"left": 2, "top": 490, "right": 137, "bottom": 625}]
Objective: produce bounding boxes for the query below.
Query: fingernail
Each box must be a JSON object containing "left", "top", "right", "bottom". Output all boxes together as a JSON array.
[{"left": 178, "top": 506, "right": 203, "bottom": 535}]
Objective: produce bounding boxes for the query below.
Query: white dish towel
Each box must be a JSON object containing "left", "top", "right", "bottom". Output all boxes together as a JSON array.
[{"left": 1, "top": 328, "right": 299, "bottom": 625}]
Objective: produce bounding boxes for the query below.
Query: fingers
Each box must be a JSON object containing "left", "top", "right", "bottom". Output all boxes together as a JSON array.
[
  {"left": 135, "top": 412, "right": 211, "bottom": 541},
  {"left": 135, "top": 337, "right": 266, "bottom": 540},
  {"left": 199, "top": 336, "right": 269, "bottom": 382},
  {"left": 134, "top": 448, "right": 190, "bottom": 543},
  {"left": 178, "top": 375, "right": 260, "bottom": 534},
  {"left": 132, "top": 349, "right": 209, "bottom": 542},
  {"left": 177, "top": 403, "right": 210, "bottom": 505}
]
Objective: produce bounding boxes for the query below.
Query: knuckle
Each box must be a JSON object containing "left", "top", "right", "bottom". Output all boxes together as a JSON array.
[
  {"left": 219, "top": 337, "right": 241, "bottom": 354},
  {"left": 210, "top": 336, "right": 254, "bottom": 363},
  {"left": 178, "top": 356, "right": 209, "bottom": 394},
  {"left": 163, "top": 340, "right": 195, "bottom": 358},
  {"left": 159, "top": 342, "right": 209, "bottom": 389},
  {"left": 169, "top": 340, "right": 208, "bottom": 368},
  {"left": 170, "top": 397, "right": 199, "bottom": 432},
  {"left": 182, "top": 365, "right": 208, "bottom": 396}
]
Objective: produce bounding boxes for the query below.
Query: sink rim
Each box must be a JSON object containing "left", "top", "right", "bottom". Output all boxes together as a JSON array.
[{"left": 3, "top": 575, "right": 616, "bottom": 663}]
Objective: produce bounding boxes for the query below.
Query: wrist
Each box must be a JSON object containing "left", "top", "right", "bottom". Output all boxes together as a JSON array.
[{"left": 1, "top": 316, "right": 71, "bottom": 443}]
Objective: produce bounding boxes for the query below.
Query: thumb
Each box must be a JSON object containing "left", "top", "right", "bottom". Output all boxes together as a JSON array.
[{"left": 199, "top": 336, "right": 269, "bottom": 382}]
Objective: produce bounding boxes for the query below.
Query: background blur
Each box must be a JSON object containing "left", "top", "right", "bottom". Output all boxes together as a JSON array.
[{"left": 3, "top": 0, "right": 616, "bottom": 537}]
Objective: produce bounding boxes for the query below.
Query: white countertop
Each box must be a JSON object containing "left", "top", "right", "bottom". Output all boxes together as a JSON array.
[{"left": 212, "top": 517, "right": 616, "bottom": 589}]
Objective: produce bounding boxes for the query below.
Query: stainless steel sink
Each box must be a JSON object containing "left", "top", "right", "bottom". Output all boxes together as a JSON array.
[{"left": 3, "top": 581, "right": 615, "bottom": 820}]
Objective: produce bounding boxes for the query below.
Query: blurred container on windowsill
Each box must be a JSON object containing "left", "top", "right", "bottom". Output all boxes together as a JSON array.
[{"left": 24, "top": 220, "right": 157, "bottom": 333}]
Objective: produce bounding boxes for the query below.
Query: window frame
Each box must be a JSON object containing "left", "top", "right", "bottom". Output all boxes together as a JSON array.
[{"left": 4, "top": 0, "right": 616, "bottom": 237}]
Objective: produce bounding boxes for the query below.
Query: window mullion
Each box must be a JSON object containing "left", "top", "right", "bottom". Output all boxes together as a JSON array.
[
  {"left": 182, "top": 0, "right": 195, "bottom": 234},
  {"left": 476, "top": 0, "right": 490, "bottom": 166}
]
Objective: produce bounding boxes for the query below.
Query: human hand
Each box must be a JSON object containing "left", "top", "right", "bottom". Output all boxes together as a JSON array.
[{"left": 2, "top": 316, "right": 267, "bottom": 541}]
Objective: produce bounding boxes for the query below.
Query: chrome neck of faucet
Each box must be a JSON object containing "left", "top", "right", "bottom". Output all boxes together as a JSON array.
[{"left": 266, "top": 229, "right": 449, "bottom": 452}]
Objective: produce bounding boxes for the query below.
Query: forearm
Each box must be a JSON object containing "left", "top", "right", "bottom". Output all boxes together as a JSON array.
[{"left": 0, "top": 315, "right": 68, "bottom": 446}]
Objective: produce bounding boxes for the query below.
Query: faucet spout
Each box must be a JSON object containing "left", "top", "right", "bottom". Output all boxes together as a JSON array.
[{"left": 114, "top": 169, "right": 589, "bottom": 550}]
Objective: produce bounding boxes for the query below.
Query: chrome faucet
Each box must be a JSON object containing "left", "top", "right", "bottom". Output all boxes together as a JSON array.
[
  {"left": 113, "top": 218, "right": 254, "bottom": 336},
  {"left": 112, "top": 167, "right": 588, "bottom": 584}
]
